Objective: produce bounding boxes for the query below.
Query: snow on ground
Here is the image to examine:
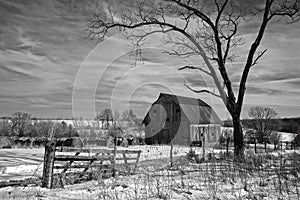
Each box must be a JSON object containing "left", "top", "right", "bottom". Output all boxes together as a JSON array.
[
  {"left": 1, "top": 145, "right": 299, "bottom": 181},
  {"left": 0, "top": 145, "right": 201, "bottom": 180},
  {"left": 278, "top": 131, "right": 297, "bottom": 142},
  {"left": 1, "top": 146, "right": 300, "bottom": 200},
  {"left": 1, "top": 152, "right": 300, "bottom": 200}
]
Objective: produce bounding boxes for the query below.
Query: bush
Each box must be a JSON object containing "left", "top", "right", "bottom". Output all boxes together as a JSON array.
[{"left": 0, "top": 137, "right": 12, "bottom": 148}]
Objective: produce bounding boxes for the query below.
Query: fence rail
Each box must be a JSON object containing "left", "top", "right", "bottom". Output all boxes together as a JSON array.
[{"left": 42, "top": 141, "right": 142, "bottom": 189}]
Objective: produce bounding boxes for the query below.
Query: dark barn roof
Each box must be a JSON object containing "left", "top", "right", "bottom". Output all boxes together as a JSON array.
[{"left": 143, "top": 93, "right": 221, "bottom": 124}]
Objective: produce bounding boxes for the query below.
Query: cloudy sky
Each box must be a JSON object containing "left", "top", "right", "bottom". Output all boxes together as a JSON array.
[{"left": 1, "top": 0, "right": 300, "bottom": 120}]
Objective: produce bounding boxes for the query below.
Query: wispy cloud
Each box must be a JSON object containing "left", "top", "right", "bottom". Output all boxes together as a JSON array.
[{"left": 0, "top": 0, "right": 300, "bottom": 119}]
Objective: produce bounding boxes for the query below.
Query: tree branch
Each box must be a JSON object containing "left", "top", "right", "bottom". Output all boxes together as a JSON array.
[
  {"left": 178, "top": 65, "right": 212, "bottom": 76},
  {"left": 237, "top": 0, "right": 273, "bottom": 113},
  {"left": 251, "top": 49, "right": 268, "bottom": 66},
  {"left": 268, "top": 0, "right": 300, "bottom": 21},
  {"left": 184, "top": 82, "right": 221, "bottom": 98}
]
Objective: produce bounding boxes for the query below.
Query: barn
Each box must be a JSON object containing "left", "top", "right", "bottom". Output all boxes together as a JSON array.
[{"left": 142, "top": 93, "right": 221, "bottom": 146}]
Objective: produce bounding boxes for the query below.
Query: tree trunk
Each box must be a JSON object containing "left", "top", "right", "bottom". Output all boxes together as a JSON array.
[{"left": 232, "top": 116, "right": 244, "bottom": 159}]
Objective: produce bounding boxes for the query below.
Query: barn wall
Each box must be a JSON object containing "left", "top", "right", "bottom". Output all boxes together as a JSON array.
[
  {"left": 145, "top": 97, "right": 192, "bottom": 146},
  {"left": 144, "top": 98, "right": 169, "bottom": 144},
  {"left": 171, "top": 119, "right": 190, "bottom": 145}
]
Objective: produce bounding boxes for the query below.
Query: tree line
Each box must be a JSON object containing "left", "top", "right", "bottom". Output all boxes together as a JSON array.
[
  {"left": 0, "top": 109, "right": 143, "bottom": 139},
  {"left": 0, "top": 112, "right": 79, "bottom": 138},
  {"left": 223, "top": 106, "right": 300, "bottom": 144}
]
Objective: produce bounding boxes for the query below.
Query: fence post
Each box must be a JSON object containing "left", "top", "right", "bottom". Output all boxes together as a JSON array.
[
  {"left": 42, "top": 140, "right": 56, "bottom": 188},
  {"left": 112, "top": 138, "right": 117, "bottom": 177},
  {"left": 264, "top": 142, "right": 267, "bottom": 152},
  {"left": 226, "top": 137, "right": 229, "bottom": 157},
  {"left": 293, "top": 142, "right": 296, "bottom": 150}
]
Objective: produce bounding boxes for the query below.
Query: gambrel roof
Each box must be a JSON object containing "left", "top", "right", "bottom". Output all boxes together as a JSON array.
[{"left": 143, "top": 93, "right": 221, "bottom": 124}]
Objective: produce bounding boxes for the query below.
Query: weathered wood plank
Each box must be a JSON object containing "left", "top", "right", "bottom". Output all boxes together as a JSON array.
[
  {"left": 132, "top": 151, "right": 141, "bottom": 174},
  {"left": 54, "top": 155, "right": 113, "bottom": 161},
  {"left": 122, "top": 153, "right": 130, "bottom": 173},
  {"left": 56, "top": 147, "right": 89, "bottom": 153},
  {"left": 60, "top": 152, "right": 81, "bottom": 174},
  {"left": 54, "top": 163, "right": 112, "bottom": 169},
  {"left": 58, "top": 152, "right": 81, "bottom": 188},
  {"left": 79, "top": 153, "right": 100, "bottom": 177},
  {"left": 56, "top": 147, "right": 141, "bottom": 154},
  {"left": 115, "top": 157, "right": 138, "bottom": 161},
  {"left": 0, "top": 178, "right": 41, "bottom": 188}
]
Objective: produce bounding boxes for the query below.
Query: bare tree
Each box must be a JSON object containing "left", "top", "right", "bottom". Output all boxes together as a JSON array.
[
  {"left": 0, "top": 119, "right": 11, "bottom": 137},
  {"left": 122, "top": 109, "right": 139, "bottom": 126},
  {"left": 87, "top": 0, "right": 299, "bottom": 158},
  {"left": 95, "top": 113, "right": 105, "bottom": 128},
  {"left": 96, "top": 108, "right": 118, "bottom": 129},
  {"left": 36, "top": 121, "right": 54, "bottom": 138},
  {"left": 248, "top": 106, "right": 278, "bottom": 143},
  {"left": 11, "top": 112, "right": 31, "bottom": 137}
]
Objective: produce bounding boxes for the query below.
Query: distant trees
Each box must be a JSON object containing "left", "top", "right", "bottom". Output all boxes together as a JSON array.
[
  {"left": 122, "top": 109, "right": 139, "bottom": 126},
  {"left": 96, "top": 108, "right": 115, "bottom": 128},
  {"left": 11, "top": 112, "right": 31, "bottom": 137},
  {"left": 0, "top": 119, "right": 11, "bottom": 136},
  {"left": 0, "top": 112, "right": 80, "bottom": 138},
  {"left": 95, "top": 108, "right": 144, "bottom": 138},
  {"left": 248, "top": 106, "right": 278, "bottom": 143},
  {"left": 95, "top": 108, "right": 143, "bottom": 130},
  {"left": 35, "top": 121, "right": 53, "bottom": 138},
  {"left": 279, "top": 118, "right": 300, "bottom": 133},
  {"left": 121, "top": 109, "right": 144, "bottom": 135},
  {"left": 53, "top": 122, "right": 79, "bottom": 138},
  {"left": 0, "top": 109, "right": 143, "bottom": 139}
]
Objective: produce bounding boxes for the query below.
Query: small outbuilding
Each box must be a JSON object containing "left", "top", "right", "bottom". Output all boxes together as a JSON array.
[{"left": 142, "top": 93, "right": 221, "bottom": 146}]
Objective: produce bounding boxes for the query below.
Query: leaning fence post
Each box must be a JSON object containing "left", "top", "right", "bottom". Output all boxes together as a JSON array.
[{"left": 42, "top": 139, "right": 56, "bottom": 188}]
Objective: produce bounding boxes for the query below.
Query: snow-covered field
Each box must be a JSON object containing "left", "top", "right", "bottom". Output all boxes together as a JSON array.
[
  {"left": 0, "top": 148, "right": 44, "bottom": 181},
  {"left": 0, "top": 145, "right": 204, "bottom": 181},
  {"left": 1, "top": 147, "right": 300, "bottom": 199}
]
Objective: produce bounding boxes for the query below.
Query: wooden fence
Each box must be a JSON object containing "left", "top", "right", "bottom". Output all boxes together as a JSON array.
[{"left": 42, "top": 140, "right": 141, "bottom": 189}]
